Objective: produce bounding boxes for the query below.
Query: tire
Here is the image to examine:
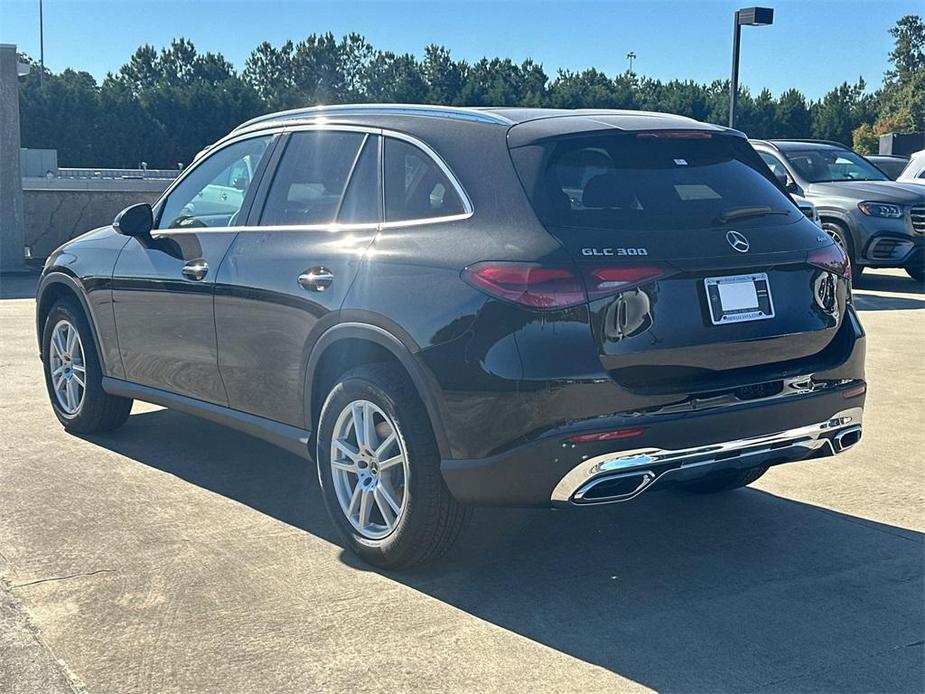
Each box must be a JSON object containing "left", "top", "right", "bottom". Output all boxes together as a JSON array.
[
  {"left": 679, "top": 466, "right": 768, "bottom": 494},
  {"left": 315, "top": 363, "right": 470, "bottom": 569},
  {"left": 821, "top": 220, "right": 863, "bottom": 283},
  {"left": 41, "top": 298, "right": 133, "bottom": 434}
]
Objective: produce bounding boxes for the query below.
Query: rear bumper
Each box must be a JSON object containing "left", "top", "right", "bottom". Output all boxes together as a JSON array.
[{"left": 441, "top": 383, "right": 865, "bottom": 507}]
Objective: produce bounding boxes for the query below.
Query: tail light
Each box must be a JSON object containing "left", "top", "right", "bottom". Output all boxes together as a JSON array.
[
  {"left": 463, "top": 262, "right": 674, "bottom": 309},
  {"left": 462, "top": 263, "right": 585, "bottom": 308},
  {"left": 808, "top": 243, "right": 850, "bottom": 278},
  {"left": 635, "top": 130, "right": 713, "bottom": 139},
  {"left": 583, "top": 266, "right": 669, "bottom": 300}
]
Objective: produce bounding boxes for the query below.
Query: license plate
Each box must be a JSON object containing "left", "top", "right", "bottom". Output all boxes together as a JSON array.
[{"left": 705, "top": 273, "right": 774, "bottom": 325}]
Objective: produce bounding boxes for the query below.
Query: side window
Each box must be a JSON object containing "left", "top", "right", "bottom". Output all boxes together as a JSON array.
[
  {"left": 384, "top": 138, "right": 466, "bottom": 222},
  {"left": 157, "top": 135, "right": 272, "bottom": 229},
  {"left": 758, "top": 152, "right": 787, "bottom": 178},
  {"left": 260, "top": 131, "right": 365, "bottom": 226},
  {"left": 337, "top": 136, "right": 380, "bottom": 224}
]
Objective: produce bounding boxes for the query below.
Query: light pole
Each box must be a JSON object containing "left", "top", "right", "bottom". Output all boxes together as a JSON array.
[
  {"left": 729, "top": 7, "right": 774, "bottom": 129},
  {"left": 626, "top": 51, "right": 636, "bottom": 74},
  {"left": 38, "top": 0, "right": 44, "bottom": 84}
]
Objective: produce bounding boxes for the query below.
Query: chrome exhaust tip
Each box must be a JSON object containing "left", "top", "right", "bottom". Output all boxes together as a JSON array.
[
  {"left": 572, "top": 470, "right": 656, "bottom": 504},
  {"left": 833, "top": 425, "right": 862, "bottom": 453}
]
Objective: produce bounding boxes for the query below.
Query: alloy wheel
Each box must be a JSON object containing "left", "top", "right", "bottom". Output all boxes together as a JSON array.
[
  {"left": 330, "top": 399, "right": 409, "bottom": 540},
  {"left": 49, "top": 319, "right": 86, "bottom": 415}
]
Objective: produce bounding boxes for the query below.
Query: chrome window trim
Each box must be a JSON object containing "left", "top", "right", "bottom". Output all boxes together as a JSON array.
[{"left": 152, "top": 123, "right": 473, "bottom": 237}]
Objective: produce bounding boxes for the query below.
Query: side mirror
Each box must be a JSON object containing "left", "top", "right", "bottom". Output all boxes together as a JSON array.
[
  {"left": 774, "top": 170, "right": 789, "bottom": 187},
  {"left": 113, "top": 203, "right": 153, "bottom": 237},
  {"left": 785, "top": 178, "right": 801, "bottom": 195}
]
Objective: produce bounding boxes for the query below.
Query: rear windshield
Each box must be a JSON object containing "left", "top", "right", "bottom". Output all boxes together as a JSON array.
[{"left": 512, "top": 132, "right": 798, "bottom": 231}]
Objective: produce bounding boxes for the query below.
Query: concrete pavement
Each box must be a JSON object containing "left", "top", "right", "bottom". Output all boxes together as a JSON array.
[{"left": 1, "top": 269, "right": 923, "bottom": 693}]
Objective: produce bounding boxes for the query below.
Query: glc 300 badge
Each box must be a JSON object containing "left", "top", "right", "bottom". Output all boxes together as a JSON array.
[{"left": 581, "top": 247, "right": 649, "bottom": 257}]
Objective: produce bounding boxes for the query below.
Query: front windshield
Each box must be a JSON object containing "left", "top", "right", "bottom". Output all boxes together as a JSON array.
[{"left": 783, "top": 148, "right": 889, "bottom": 183}]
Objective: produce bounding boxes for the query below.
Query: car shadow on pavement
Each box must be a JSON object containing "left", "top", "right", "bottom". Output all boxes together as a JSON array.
[
  {"left": 853, "top": 272, "right": 923, "bottom": 295},
  {"left": 852, "top": 292, "right": 925, "bottom": 311},
  {"left": 86, "top": 407, "right": 925, "bottom": 693}
]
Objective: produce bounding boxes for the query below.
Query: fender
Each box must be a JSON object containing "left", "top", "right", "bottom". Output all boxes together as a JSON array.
[
  {"left": 305, "top": 321, "right": 452, "bottom": 459},
  {"left": 35, "top": 271, "right": 109, "bottom": 374}
]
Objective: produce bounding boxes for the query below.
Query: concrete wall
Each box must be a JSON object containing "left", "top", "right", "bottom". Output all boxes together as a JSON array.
[{"left": 23, "top": 178, "right": 169, "bottom": 258}]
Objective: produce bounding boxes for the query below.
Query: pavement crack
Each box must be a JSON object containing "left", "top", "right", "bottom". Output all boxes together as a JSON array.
[{"left": 12, "top": 569, "right": 116, "bottom": 589}]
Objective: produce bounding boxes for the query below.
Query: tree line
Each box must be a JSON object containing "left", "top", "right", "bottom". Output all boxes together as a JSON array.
[{"left": 17, "top": 15, "right": 923, "bottom": 170}]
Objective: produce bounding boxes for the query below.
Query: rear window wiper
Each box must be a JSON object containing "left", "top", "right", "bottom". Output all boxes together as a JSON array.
[{"left": 716, "top": 206, "right": 792, "bottom": 224}]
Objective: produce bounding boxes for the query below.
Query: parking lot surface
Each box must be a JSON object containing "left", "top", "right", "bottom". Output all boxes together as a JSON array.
[{"left": 1, "top": 270, "right": 923, "bottom": 693}]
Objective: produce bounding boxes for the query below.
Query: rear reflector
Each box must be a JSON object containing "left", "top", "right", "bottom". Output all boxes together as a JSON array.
[
  {"left": 842, "top": 383, "right": 866, "bottom": 399},
  {"left": 808, "top": 243, "right": 850, "bottom": 278},
  {"left": 463, "top": 262, "right": 673, "bottom": 309},
  {"left": 567, "top": 427, "right": 645, "bottom": 444}
]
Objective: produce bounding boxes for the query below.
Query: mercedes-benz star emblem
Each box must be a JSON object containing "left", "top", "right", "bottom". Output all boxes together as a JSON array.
[{"left": 726, "top": 230, "right": 750, "bottom": 253}]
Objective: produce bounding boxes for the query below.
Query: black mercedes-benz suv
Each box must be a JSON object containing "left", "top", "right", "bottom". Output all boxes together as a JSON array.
[{"left": 36, "top": 105, "right": 866, "bottom": 567}]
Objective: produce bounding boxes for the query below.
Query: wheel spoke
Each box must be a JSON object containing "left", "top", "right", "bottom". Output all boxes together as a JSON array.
[
  {"left": 52, "top": 365, "right": 66, "bottom": 377},
  {"left": 54, "top": 374, "right": 65, "bottom": 391},
  {"left": 65, "top": 325, "right": 77, "bottom": 354},
  {"left": 352, "top": 403, "right": 366, "bottom": 448},
  {"left": 358, "top": 488, "right": 373, "bottom": 530},
  {"left": 347, "top": 483, "right": 362, "bottom": 517},
  {"left": 332, "top": 459, "right": 358, "bottom": 474},
  {"left": 72, "top": 374, "right": 86, "bottom": 388},
  {"left": 378, "top": 453, "right": 404, "bottom": 471},
  {"left": 65, "top": 380, "right": 77, "bottom": 411},
  {"left": 72, "top": 364, "right": 85, "bottom": 375},
  {"left": 373, "top": 488, "right": 397, "bottom": 529},
  {"left": 333, "top": 437, "right": 360, "bottom": 463},
  {"left": 51, "top": 332, "right": 65, "bottom": 359},
  {"left": 376, "top": 482, "right": 402, "bottom": 515},
  {"left": 374, "top": 432, "right": 397, "bottom": 459},
  {"left": 363, "top": 402, "right": 378, "bottom": 450}
]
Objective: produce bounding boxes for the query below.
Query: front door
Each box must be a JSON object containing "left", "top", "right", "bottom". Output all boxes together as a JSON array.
[{"left": 112, "top": 134, "right": 275, "bottom": 403}]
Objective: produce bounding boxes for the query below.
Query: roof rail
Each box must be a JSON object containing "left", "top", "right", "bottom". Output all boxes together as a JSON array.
[
  {"left": 768, "top": 138, "right": 849, "bottom": 149},
  {"left": 234, "top": 104, "right": 513, "bottom": 132}
]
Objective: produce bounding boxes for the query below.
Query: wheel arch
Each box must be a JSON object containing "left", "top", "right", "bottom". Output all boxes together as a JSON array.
[
  {"left": 305, "top": 322, "right": 451, "bottom": 459},
  {"left": 35, "top": 272, "right": 105, "bottom": 368}
]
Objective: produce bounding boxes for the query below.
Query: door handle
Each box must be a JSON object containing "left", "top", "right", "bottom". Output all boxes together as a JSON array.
[
  {"left": 298, "top": 267, "right": 334, "bottom": 292},
  {"left": 181, "top": 258, "right": 209, "bottom": 281}
]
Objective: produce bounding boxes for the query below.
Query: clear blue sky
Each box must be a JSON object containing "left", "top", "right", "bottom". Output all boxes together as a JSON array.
[{"left": 1, "top": 0, "right": 920, "bottom": 99}]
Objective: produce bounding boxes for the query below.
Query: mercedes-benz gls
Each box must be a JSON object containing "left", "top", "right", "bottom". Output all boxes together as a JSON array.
[{"left": 37, "top": 106, "right": 866, "bottom": 567}]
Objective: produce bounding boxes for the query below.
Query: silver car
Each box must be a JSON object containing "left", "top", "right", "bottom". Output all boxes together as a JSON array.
[{"left": 751, "top": 139, "right": 924, "bottom": 283}]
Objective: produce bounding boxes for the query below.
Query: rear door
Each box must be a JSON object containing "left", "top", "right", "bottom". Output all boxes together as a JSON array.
[
  {"left": 112, "top": 133, "right": 275, "bottom": 403},
  {"left": 510, "top": 130, "right": 849, "bottom": 395},
  {"left": 214, "top": 127, "right": 381, "bottom": 426}
]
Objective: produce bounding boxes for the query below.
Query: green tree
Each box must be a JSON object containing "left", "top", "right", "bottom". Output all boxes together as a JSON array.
[
  {"left": 422, "top": 45, "right": 466, "bottom": 104},
  {"left": 774, "top": 89, "right": 812, "bottom": 138},
  {"left": 811, "top": 79, "right": 875, "bottom": 145}
]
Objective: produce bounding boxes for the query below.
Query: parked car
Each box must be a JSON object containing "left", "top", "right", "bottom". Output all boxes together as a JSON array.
[
  {"left": 865, "top": 154, "right": 909, "bottom": 180},
  {"left": 751, "top": 139, "right": 924, "bottom": 283},
  {"left": 793, "top": 194, "right": 821, "bottom": 227},
  {"left": 897, "top": 149, "right": 925, "bottom": 185},
  {"left": 37, "top": 106, "right": 866, "bottom": 568}
]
